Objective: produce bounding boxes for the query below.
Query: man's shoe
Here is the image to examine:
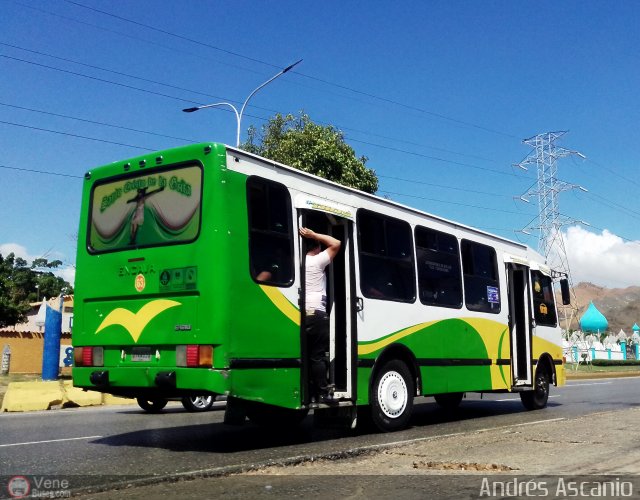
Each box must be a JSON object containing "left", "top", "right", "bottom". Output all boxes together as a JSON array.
[
  {"left": 320, "top": 384, "right": 335, "bottom": 395},
  {"left": 318, "top": 394, "right": 338, "bottom": 405}
]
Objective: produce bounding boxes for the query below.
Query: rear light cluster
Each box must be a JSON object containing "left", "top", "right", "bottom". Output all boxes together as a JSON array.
[
  {"left": 74, "top": 347, "right": 104, "bottom": 367},
  {"left": 176, "top": 345, "right": 213, "bottom": 368}
]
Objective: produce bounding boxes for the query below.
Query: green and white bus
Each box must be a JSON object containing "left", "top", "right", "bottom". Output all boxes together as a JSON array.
[{"left": 72, "top": 142, "right": 568, "bottom": 431}]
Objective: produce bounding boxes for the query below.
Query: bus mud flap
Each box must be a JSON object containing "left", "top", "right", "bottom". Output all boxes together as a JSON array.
[
  {"left": 314, "top": 405, "right": 357, "bottom": 429},
  {"left": 223, "top": 396, "right": 247, "bottom": 425}
]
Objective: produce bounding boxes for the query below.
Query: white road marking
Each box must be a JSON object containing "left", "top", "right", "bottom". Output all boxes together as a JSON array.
[
  {"left": 0, "top": 435, "right": 102, "bottom": 448},
  {"left": 564, "top": 381, "right": 612, "bottom": 387}
]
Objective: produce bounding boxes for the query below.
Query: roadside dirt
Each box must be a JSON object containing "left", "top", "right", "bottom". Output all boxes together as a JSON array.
[
  {"left": 76, "top": 406, "right": 640, "bottom": 499},
  {"left": 240, "top": 407, "right": 640, "bottom": 476}
]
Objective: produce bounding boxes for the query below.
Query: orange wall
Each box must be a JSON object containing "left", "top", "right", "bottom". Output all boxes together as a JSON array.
[{"left": 1, "top": 331, "right": 72, "bottom": 374}]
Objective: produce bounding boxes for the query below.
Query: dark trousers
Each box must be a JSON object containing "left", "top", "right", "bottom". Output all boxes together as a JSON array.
[{"left": 305, "top": 313, "right": 329, "bottom": 398}]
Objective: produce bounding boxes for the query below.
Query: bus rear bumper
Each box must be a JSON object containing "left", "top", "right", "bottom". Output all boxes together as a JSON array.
[{"left": 73, "top": 366, "right": 228, "bottom": 399}]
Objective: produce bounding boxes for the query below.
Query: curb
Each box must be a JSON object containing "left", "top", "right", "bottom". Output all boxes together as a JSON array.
[{"left": 0, "top": 380, "right": 135, "bottom": 412}]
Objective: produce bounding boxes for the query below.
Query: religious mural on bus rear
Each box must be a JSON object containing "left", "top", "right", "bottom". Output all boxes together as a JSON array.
[{"left": 89, "top": 164, "right": 202, "bottom": 252}]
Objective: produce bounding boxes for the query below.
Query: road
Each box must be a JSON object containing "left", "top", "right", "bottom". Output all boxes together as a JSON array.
[{"left": 1, "top": 377, "right": 639, "bottom": 497}]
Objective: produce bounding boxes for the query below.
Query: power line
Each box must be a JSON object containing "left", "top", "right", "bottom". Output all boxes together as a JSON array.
[
  {"left": 59, "top": 0, "right": 520, "bottom": 139},
  {"left": 2, "top": 41, "right": 513, "bottom": 169},
  {"left": 585, "top": 157, "right": 640, "bottom": 189},
  {"left": 378, "top": 175, "right": 514, "bottom": 198},
  {"left": 0, "top": 49, "right": 635, "bottom": 236},
  {"left": 0, "top": 42, "right": 231, "bottom": 103},
  {"left": 0, "top": 164, "right": 82, "bottom": 179},
  {"left": 13, "top": 2, "right": 522, "bottom": 155},
  {"left": 0, "top": 54, "right": 205, "bottom": 105},
  {"left": 352, "top": 137, "right": 526, "bottom": 178},
  {"left": 0, "top": 50, "right": 516, "bottom": 176},
  {"left": 3, "top": 102, "right": 638, "bottom": 233},
  {"left": 339, "top": 125, "right": 498, "bottom": 163},
  {"left": 0, "top": 119, "right": 155, "bottom": 150},
  {"left": 0, "top": 102, "right": 196, "bottom": 143},
  {"left": 61, "top": 0, "right": 278, "bottom": 70},
  {"left": 379, "top": 190, "right": 536, "bottom": 216}
]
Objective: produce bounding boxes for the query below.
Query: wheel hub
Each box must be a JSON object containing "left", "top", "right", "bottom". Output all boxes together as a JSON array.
[{"left": 377, "top": 370, "right": 408, "bottom": 419}]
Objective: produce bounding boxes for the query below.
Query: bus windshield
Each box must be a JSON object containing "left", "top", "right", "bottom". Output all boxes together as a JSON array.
[{"left": 88, "top": 163, "right": 202, "bottom": 253}]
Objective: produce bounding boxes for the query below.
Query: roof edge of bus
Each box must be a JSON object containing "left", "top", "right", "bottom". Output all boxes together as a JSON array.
[{"left": 225, "top": 145, "right": 532, "bottom": 254}]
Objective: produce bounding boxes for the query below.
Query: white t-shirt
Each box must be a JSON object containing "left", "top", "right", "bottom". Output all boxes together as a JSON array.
[{"left": 305, "top": 250, "right": 331, "bottom": 312}]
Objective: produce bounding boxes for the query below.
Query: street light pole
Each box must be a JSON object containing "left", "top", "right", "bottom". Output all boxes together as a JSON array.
[{"left": 183, "top": 59, "right": 302, "bottom": 147}]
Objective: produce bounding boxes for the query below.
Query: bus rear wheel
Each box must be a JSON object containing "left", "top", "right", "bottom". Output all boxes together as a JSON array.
[
  {"left": 136, "top": 397, "right": 168, "bottom": 413},
  {"left": 181, "top": 395, "right": 215, "bottom": 412},
  {"left": 434, "top": 392, "right": 464, "bottom": 410},
  {"left": 520, "top": 367, "right": 550, "bottom": 410},
  {"left": 371, "top": 360, "right": 414, "bottom": 432}
]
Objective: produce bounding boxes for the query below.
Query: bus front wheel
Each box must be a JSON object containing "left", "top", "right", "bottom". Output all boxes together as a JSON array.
[
  {"left": 370, "top": 360, "right": 414, "bottom": 432},
  {"left": 520, "top": 367, "right": 550, "bottom": 410}
]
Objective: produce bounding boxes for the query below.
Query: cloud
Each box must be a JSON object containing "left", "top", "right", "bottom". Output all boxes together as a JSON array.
[
  {"left": 0, "top": 242, "right": 35, "bottom": 262},
  {"left": 561, "top": 226, "right": 640, "bottom": 288},
  {"left": 57, "top": 266, "right": 76, "bottom": 287}
]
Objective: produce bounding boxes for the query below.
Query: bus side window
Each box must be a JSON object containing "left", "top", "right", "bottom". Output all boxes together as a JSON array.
[
  {"left": 461, "top": 240, "right": 501, "bottom": 313},
  {"left": 357, "top": 209, "right": 415, "bottom": 302},
  {"left": 247, "top": 177, "right": 294, "bottom": 286},
  {"left": 415, "top": 226, "right": 463, "bottom": 309}
]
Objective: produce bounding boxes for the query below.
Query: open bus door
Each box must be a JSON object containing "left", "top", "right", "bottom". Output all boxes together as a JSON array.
[
  {"left": 506, "top": 262, "right": 533, "bottom": 387},
  {"left": 298, "top": 207, "right": 355, "bottom": 406}
]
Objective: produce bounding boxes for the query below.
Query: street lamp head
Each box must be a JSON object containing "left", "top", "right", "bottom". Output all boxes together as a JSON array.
[
  {"left": 283, "top": 59, "right": 303, "bottom": 74},
  {"left": 182, "top": 107, "right": 200, "bottom": 113}
]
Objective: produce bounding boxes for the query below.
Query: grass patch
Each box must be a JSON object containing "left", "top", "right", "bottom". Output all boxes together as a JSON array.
[{"left": 565, "top": 362, "right": 640, "bottom": 378}]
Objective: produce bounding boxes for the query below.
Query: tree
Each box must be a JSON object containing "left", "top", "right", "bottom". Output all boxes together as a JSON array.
[
  {"left": 0, "top": 253, "right": 73, "bottom": 328},
  {"left": 243, "top": 112, "right": 378, "bottom": 194}
]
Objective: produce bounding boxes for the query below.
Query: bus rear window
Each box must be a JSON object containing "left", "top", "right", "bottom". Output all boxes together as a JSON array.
[{"left": 88, "top": 163, "right": 202, "bottom": 253}]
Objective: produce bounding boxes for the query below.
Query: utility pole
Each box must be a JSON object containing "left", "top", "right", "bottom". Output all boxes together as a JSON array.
[{"left": 515, "top": 131, "right": 586, "bottom": 332}]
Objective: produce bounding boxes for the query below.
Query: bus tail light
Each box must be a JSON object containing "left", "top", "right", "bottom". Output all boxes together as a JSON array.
[
  {"left": 176, "top": 345, "right": 213, "bottom": 368},
  {"left": 74, "top": 347, "right": 104, "bottom": 367}
]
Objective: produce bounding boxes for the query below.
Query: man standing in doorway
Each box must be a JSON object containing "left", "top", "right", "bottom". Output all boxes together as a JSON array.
[{"left": 299, "top": 226, "right": 341, "bottom": 403}]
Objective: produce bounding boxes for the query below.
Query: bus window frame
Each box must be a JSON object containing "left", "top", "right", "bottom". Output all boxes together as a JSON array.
[
  {"left": 460, "top": 239, "right": 501, "bottom": 314},
  {"left": 86, "top": 160, "right": 204, "bottom": 255},
  {"left": 414, "top": 225, "right": 463, "bottom": 309},
  {"left": 356, "top": 208, "right": 416, "bottom": 303},
  {"left": 246, "top": 176, "right": 295, "bottom": 288}
]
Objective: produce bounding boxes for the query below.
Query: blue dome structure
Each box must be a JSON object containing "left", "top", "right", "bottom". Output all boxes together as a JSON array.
[
  {"left": 580, "top": 301, "right": 608, "bottom": 333},
  {"left": 633, "top": 323, "right": 640, "bottom": 332}
]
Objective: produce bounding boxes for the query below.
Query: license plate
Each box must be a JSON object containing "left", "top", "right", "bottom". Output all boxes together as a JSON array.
[{"left": 131, "top": 353, "right": 151, "bottom": 362}]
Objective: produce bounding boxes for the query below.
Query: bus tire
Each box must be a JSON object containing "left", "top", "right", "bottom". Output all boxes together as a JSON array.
[
  {"left": 136, "top": 397, "right": 168, "bottom": 413},
  {"left": 434, "top": 392, "right": 464, "bottom": 410},
  {"left": 181, "top": 395, "right": 215, "bottom": 412},
  {"left": 246, "top": 402, "right": 309, "bottom": 428},
  {"left": 520, "top": 367, "right": 550, "bottom": 410},
  {"left": 370, "top": 359, "right": 414, "bottom": 432}
]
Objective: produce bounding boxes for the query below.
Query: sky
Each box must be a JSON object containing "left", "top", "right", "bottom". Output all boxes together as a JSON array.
[{"left": 1, "top": 0, "right": 639, "bottom": 289}]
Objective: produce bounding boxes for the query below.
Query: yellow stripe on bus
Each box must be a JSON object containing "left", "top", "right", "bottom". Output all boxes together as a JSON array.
[{"left": 259, "top": 285, "right": 301, "bottom": 326}]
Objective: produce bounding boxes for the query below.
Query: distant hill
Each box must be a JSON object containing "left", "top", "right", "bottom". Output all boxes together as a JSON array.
[{"left": 557, "top": 282, "right": 640, "bottom": 333}]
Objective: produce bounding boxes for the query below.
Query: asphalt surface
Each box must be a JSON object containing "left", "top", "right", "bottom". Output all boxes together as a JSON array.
[{"left": 2, "top": 377, "right": 640, "bottom": 498}]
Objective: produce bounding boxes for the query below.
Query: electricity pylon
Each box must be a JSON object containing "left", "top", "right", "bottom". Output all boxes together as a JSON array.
[{"left": 515, "top": 131, "right": 586, "bottom": 332}]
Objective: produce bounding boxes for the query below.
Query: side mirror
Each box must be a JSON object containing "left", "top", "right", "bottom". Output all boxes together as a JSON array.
[{"left": 560, "top": 278, "right": 571, "bottom": 305}]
